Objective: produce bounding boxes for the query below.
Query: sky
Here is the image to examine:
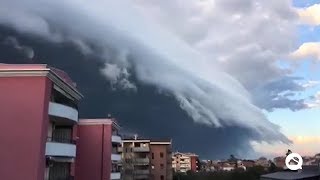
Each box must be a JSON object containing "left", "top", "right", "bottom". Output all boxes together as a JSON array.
[
  {"left": 254, "top": 0, "right": 320, "bottom": 157},
  {"left": 0, "top": 0, "right": 319, "bottom": 159}
]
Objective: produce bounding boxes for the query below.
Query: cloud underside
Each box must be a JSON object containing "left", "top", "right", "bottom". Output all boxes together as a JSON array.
[{"left": 0, "top": 0, "right": 317, "bottom": 157}]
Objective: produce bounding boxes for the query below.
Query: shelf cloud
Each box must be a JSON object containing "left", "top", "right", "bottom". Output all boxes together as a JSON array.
[{"left": 0, "top": 0, "right": 312, "bottom": 157}]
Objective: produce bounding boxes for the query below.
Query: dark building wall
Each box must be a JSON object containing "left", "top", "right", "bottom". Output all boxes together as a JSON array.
[
  {"left": 75, "top": 124, "right": 112, "bottom": 180},
  {"left": 0, "top": 76, "right": 51, "bottom": 180},
  {"left": 190, "top": 156, "right": 199, "bottom": 172},
  {"left": 150, "top": 144, "right": 172, "bottom": 180}
]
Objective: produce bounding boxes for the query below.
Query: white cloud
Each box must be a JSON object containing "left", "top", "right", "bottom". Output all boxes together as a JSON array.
[
  {"left": 134, "top": 0, "right": 307, "bottom": 111},
  {"left": 2, "top": 36, "right": 34, "bottom": 59},
  {"left": 297, "top": 4, "right": 320, "bottom": 25},
  {"left": 101, "top": 63, "right": 136, "bottom": 91},
  {"left": 306, "top": 91, "right": 320, "bottom": 108},
  {"left": 301, "top": 80, "right": 320, "bottom": 88},
  {"left": 291, "top": 42, "right": 320, "bottom": 60}
]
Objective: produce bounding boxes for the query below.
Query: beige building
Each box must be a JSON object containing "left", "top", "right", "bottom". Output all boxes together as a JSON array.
[
  {"left": 172, "top": 152, "right": 199, "bottom": 173},
  {"left": 120, "top": 137, "right": 172, "bottom": 180}
]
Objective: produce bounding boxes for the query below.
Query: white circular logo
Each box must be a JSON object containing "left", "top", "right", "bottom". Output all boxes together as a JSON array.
[{"left": 285, "top": 153, "right": 303, "bottom": 170}]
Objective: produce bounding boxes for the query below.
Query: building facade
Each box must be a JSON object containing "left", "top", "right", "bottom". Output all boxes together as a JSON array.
[
  {"left": 172, "top": 152, "right": 200, "bottom": 173},
  {"left": 121, "top": 138, "right": 172, "bottom": 180},
  {"left": 0, "top": 64, "right": 83, "bottom": 180},
  {"left": 75, "top": 118, "right": 122, "bottom": 180}
]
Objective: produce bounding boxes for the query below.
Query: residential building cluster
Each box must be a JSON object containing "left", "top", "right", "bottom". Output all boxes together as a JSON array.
[
  {"left": 200, "top": 157, "right": 270, "bottom": 172},
  {"left": 1, "top": 64, "right": 319, "bottom": 180},
  {"left": 0, "top": 64, "right": 174, "bottom": 180}
]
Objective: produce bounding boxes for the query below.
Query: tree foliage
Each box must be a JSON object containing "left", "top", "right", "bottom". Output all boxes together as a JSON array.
[{"left": 173, "top": 166, "right": 270, "bottom": 180}]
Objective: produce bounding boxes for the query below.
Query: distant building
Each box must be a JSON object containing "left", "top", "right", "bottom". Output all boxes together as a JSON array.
[
  {"left": 242, "top": 160, "right": 256, "bottom": 168},
  {"left": 256, "top": 157, "right": 270, "bottom": 168},
  {"left": 273, "top": 156, "right": 286, "bottom": 169},
  {"left": 172, "top": 152, "right": 200, "bottom": 173},
  {"left": 0, "top": 64, "right": 83, "bottom": 180},
  {"left": 221, "top": 163, "right": 235, "bottom": 171},
  {"left": 75, "top": 118, "right": 122, "bottom": 180},
  {"left": 121, "top": 138, "right": 172, "bottom": 180},
  {"left": 201, "top": 160, "right": 216, "bottom": 172}
]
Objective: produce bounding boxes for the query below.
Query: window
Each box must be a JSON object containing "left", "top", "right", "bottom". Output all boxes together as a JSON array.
[
  {"left": 160, "top": 175, "right": 164, "bottom": 180},
  {"left": 160, "top": 164, "right": 164, "bottom": 169},
  {"left": 160, "top": 152, "right": 164, "bottom": 158},
  {"left": 152, "top": 153, "right": 154, "bottom": 159},
  {"left": 51, "top": 126, "right": 73, "bottom": 144}
]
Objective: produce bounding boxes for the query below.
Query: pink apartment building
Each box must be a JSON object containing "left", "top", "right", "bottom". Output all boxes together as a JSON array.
[
  {"left": 75, "top": 118, "right": 122, "bottom": 180},
  {"left": 0, "top": 64, "right": 83, "bottom": 180}
]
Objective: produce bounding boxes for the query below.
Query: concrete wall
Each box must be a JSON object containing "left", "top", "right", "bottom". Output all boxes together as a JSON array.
[
  {"left": 150, "top": 144, "right": 171, "bottom": 180},
  {"left": 75, "top": 124, "right": 112, "bottom": 180},
  {"left": 0, "top": 76, "right": 51, "bottom": 180},
  {"left": 190, "top": 156, "right": 198, "bottom": 172}
]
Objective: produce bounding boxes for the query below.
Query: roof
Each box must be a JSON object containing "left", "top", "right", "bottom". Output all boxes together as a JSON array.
[
  {"left": 79, "top": 118, "right": 120, "bottom": 129},
  {"left": 49, "top": 66, "right": 77, "bottom": 88},
  {"left": 122, "top": 138, "right": 171, "bottom": 144},
  {"left": 173, "top": 152, "right": 198, "bottom": 157},
  {"left": 0, "top": 63, "right": 83, "bottom": 100},
  {"left": 261, "top": 168, "right": 320, "bottom": 180}
]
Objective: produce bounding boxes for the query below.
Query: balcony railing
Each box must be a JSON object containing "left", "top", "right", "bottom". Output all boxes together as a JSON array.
[
  {"left": 132, "top": 147, "right": 150, "bottom": 152},
  {"left": 134, "top": 158, "right": 150, "bottom": 165},
  {"left": 112, "top": 135, "right": 122, "bottom": 144},
  {"left": 110, "top": 172, "right": 121, "bottom": 180},
  {"left": 49, "top": 102, "right": 78, "bottom": 123},
  {"left": 134, "top": 169, "right": 150, "bottom": 175},
  {"left": 47, "top": 137, "right": 76, "bottom": 144},
  {"left": 48, "top": 176, "right": 74, "bottom": 180}
]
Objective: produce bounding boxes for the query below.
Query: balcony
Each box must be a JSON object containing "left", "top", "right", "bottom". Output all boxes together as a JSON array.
[
  {"left": 45, "top": 139, "right": 76, "bottom": 157},
  {"left": 134, "top": 169, "right": 150, "bottom": 175},
  {"left": 49, "top": 102, "right": 78, "bottom": 123},
  {"left": 132, "top": 146, "right": 150, "bottom": 152},
  {"left": 111, "top": 154, "right": 122, "bottom": 161},
  {"left": 117, "top": 147, "right": 123, "bottom": 152},
  {"left": 112, "top": 135, "right": 122, "bottom": 144},
  {"left": 110, "top": 172, "right": 121, "bottom": 180},
  {"left": 134, "top": 158, "right": 150, "bottom": 165},
  {"left": 134, "top": 174, "right": 149, "bottom": 179}
]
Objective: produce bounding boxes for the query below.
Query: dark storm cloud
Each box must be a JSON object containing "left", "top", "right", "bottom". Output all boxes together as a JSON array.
[
  {"left": 0, "top": 27, "right": 284, "bottom": 158},
  {"left": 0, "top": 0, "right": 307, "bottom": 158},
  {"left": 0, "top": 28, "right": 260, "bottom": 158},
  {"left": 2, "top": 36, "right": 34, "bottom": 59}
]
